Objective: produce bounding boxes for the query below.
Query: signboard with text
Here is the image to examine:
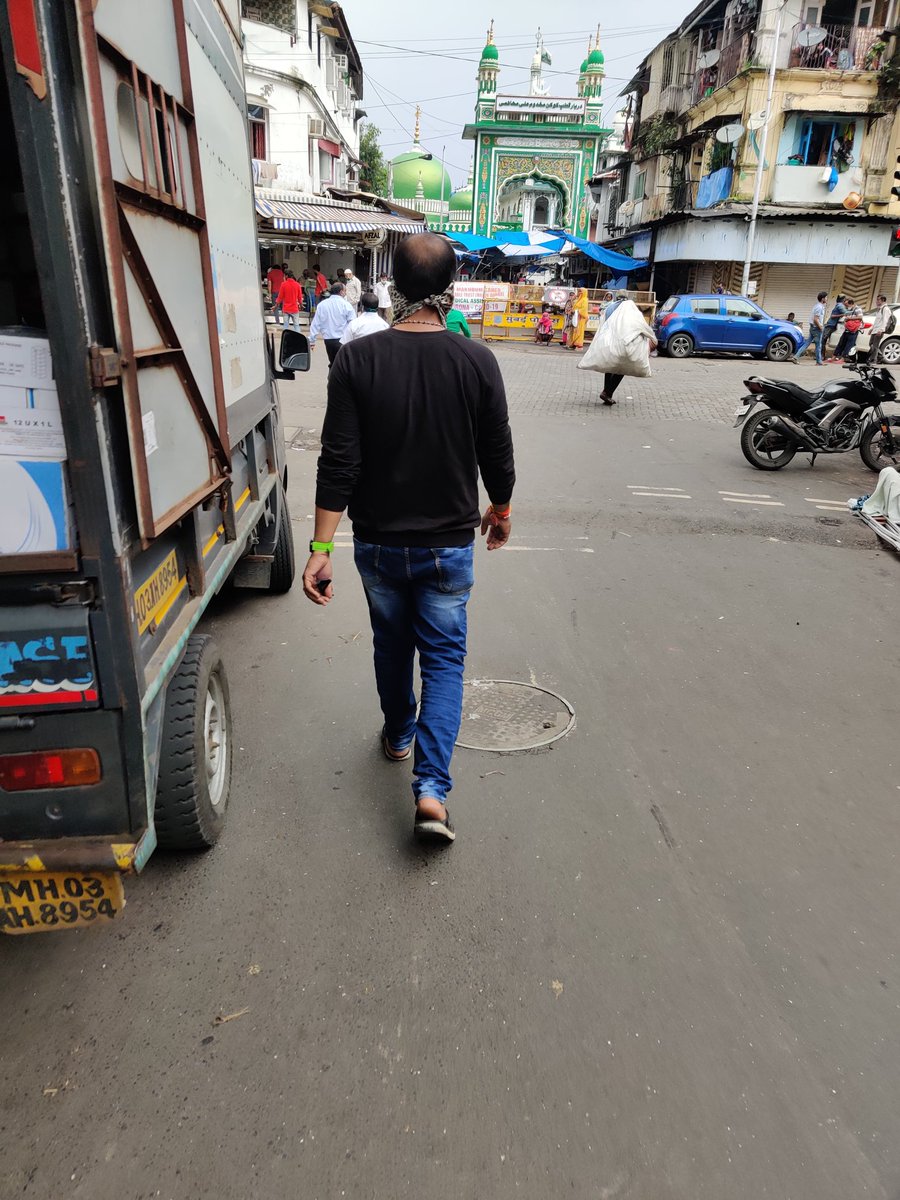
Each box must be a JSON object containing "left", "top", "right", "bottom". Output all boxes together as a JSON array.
[
  {"left": 495, "top": 95, "right": 586, "bottom": 117},
  {"left": 452, "top": 282, "right": 510, "bottom": 321}
]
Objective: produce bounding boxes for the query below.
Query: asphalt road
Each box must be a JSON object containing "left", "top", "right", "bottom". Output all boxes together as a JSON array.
[{"left": 3, "top": 344, "right": 900, "bottom": 1199}]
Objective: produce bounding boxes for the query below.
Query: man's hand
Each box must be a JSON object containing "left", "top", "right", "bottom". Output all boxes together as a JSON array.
[
  {"left": 302, "top": 552, "right": 334, "bottom": 605},
  {"left": 480, "top": 505, "right": 511, "bottom": 550}
]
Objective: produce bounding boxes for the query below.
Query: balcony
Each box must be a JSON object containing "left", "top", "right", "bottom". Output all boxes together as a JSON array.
[
  {"left": 789, "top": 23, "right": 884, "bottom": 70},
  {"left": 691, "top": 31, "right": 755, "bottom": 105},
  {"left": 771, "top": 163, "right": 861, "bottom": 205},
  {"left": 658, "top": 82, "right": 691, "bottom": 116}
]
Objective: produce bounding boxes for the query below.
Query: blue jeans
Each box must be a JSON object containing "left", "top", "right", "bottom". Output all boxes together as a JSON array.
[
  {"left": 354, "top": 540, "right": 474, "bottom": 804},
  {"left": 796, "top": 323, "right": 823, "bottom": 364}
]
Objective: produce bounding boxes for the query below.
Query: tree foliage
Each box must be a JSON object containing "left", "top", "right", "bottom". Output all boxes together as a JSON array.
[{"left": 359, "top": 123, "right": 388, "bottom": 196}]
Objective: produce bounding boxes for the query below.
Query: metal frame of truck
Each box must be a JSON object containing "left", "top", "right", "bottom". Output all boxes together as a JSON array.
[{"left": 0, "top": 0, "right": 307, "bottom": 933}]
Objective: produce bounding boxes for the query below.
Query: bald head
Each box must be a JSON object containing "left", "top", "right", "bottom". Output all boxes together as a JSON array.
[{"left": 393, "top": 233, "right": 456, "bottom": 302}]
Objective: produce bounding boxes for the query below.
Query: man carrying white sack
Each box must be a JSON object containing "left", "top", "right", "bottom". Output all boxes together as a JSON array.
[{"left": 577, "top": 290, "right": 656, "bottom": 405}]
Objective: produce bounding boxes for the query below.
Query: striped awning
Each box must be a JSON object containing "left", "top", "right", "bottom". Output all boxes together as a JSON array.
[{"left": 255, "top": 197, "right": 424, "bottom": 235}]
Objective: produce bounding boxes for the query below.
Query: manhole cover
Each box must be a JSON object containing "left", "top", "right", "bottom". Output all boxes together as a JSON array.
[{"left": 456, "top": 679, "right": 575, "bottom": 752}]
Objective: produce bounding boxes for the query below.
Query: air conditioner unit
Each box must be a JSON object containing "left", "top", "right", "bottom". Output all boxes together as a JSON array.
[{"left": 309, "top": 118, "right": 326, "bottom": 138}]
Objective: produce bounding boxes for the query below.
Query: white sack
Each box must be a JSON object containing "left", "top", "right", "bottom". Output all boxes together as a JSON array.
[
  {"left": 577, "top": 299, "right": 652, "bottom": 377},
  {"left": 861, "top": 466, "right": 900, "bottom": 523}
]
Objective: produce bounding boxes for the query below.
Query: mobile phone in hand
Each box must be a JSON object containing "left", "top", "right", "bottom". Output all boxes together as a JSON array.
[{"left": 315, "top": 578, "right": 332, "bottom": 595}]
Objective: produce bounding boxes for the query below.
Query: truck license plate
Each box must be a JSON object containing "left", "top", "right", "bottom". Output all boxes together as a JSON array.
[{"left": 0, "top": 871, "right": 125, "bottom": 934}]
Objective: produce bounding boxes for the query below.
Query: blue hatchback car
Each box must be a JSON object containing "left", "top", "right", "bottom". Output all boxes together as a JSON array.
[{"left": 654, "top": 293, "right": 804, "bottom": 362}]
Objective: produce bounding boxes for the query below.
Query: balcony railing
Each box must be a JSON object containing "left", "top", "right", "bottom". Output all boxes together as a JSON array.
[
  {"left": 789, "top": 23, "right": 885, "bottom": 70},
  {"left": 691, "top": 31, "right": 756, "bottom": 105},
  {"left": 659, "top": 82, "right": 691, "bottom": 116}
]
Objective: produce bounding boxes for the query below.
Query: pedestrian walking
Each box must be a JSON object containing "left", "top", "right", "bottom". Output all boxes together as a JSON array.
[
  {"left": 832, "top": 298, "right": 863, "bottom": 360},
  {"left": 343, "top": 267, "right": 362, "bottom": 311},
  {"left": 583, "top": 292, "right": 656, "bottom": 405},
  {"left": 302, "top": 232, "right": 515, "bottom": 844},
  {"left": 445, "top": 306, "right": 471, "bottom": 337},
  {"left": 375, "top": 272, "right": 393, "bottom": 323},
  {"left": 822, "top": 294, "right": 847, "bottom": 354},
  {"left": 868, "top": 293, "right": 895, "bottom": 362},
  {"left": 309, "top": 283, "right": 356, "bottom": 365},
  {"left": 569, "top": 286, "right": 589, "bottom": 350},
  {"left": 340, "top": 291, "right": 389, "bottom": 344},
  {"left": 793, "top": 291, "right": 828, "bottom": 364},
  {"left": 267, "top": 261, "right": 286, "bottom": 324},
  {"left": 276, "top": 269, "right": 303, "bottom": 332}
]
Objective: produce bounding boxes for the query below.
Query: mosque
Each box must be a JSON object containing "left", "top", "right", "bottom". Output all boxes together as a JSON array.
[{"left": 387, "top": 25, "right": 609, "bottom": 238}]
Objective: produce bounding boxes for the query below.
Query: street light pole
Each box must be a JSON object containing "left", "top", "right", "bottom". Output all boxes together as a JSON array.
[{"left": 740, "top": 0, "right": 787, "bottom": 298}]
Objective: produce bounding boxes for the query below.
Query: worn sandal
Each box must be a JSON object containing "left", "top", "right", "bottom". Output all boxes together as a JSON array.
[
  {"left": 414, "top": 804, "right": 456, "bottom": 844},
  {"left": 381, "top": 729, "right": 411, "bottom": 762}
]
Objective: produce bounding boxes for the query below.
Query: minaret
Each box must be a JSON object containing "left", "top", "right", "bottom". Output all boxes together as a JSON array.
[
  {"left": 577, "top": 38, "right": 591, "bottom": 98},
  {"left": 413, "top": 104, "right": 422, "bottom": 146},
  {"left": 477, "top": 20, "right": 500, "bottom": 100},
  {"left": 584, "top": 26, "right": 605, "bottom": 123}
]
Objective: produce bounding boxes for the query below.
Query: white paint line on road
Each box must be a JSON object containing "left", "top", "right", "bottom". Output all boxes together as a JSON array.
[
  {"left": 814, "top": 505, "right": 847, "bottom": 512},
  {"left": 627, "top": 485, "right": 687, "bottom": 491},
  {"left": 803, "top": 498, "right": 847, "bottom": 504},
  {"left": 630, "top": 492, "right": 693, "bottom": 499},
  {"left": 718, "top": 490, "right": 772, "bottom": 498},
  {"left": 722, "top": 497, "right": 785, "bottom": 506},
  {"left": 504, "top": 546, "right": 595, "bottom": 553}
]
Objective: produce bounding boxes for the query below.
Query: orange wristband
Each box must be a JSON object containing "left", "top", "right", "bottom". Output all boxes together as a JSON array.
[{"left": 489, "top": 504, "right": 511, "bottom": 519}]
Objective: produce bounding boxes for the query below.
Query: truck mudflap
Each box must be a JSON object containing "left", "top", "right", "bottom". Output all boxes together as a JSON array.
[{"left": 0, "top": 834, "right": 151, "bottom": 934}]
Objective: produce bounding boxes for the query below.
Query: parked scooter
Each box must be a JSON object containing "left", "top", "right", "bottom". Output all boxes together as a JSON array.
[{"left": 734, "top": 362, "right": 900, "bottom": 471}]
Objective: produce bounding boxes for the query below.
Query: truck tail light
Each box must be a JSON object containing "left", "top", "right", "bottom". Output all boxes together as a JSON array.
[{"left": 0, "top": 749, "right": 101, "bottom": 791}]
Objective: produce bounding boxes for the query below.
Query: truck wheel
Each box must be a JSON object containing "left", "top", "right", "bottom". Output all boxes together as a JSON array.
[
  {"left": 269, "top": 489, "right": 295, "bottom": 594},
  {"left": 154, "top": 635, "right": 232, "bottom": 850}
]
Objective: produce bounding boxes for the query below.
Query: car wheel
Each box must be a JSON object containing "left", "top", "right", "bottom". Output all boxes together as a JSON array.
[
  {"left": 765, "top": 336, "right": 794, "bottom": 362},
  {"left": 877, "top": 337, "right": 900, "bottom": 365},
  {"left": 668, "top": 333, "right": 694, "bottom": 359}
]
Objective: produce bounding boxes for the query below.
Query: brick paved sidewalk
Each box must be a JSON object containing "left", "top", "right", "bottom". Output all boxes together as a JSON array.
[{"left": 488, "top": 342, "right": 833, "bottom": 423}]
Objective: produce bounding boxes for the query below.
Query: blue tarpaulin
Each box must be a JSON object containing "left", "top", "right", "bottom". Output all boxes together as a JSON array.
[
  {"left": 547, "top": 231, "right": 649, "bottom": 273},
  {"left": 696, "top": 167, "right": 733, "bottom": 209},
  {"left": 446, "top": 232, "right": 500, "bottom": 251}
]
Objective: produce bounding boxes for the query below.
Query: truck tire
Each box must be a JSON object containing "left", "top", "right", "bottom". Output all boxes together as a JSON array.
[
  {"left": 154, "top": 635, "right": 232, "bottom": 850},
  {"left": 269, "top": 489, "right": 295, "bottom": 594}
]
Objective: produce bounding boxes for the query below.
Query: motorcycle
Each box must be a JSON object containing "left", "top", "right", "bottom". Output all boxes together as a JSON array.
[{"left": 734, "top": 362, "right": 900, "bottom": 471}]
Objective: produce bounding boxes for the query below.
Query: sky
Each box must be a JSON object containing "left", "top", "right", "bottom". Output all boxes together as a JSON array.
[{"left": 346, "top": 1, "right": 698, "bottom": 192}]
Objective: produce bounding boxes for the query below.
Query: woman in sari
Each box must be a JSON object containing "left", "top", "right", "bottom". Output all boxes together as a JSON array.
[{"left": 569, "top": 287, "right": 589, "bottom": 350}]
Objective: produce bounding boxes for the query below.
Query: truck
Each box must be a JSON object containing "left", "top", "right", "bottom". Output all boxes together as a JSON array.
[{"left": 0, "top": 0, "right": 309, "bottom": 933}]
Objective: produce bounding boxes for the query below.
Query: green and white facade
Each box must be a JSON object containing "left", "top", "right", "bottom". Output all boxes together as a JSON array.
[{"left": 462, "top": 28, "right": 610, "bottom": 239}]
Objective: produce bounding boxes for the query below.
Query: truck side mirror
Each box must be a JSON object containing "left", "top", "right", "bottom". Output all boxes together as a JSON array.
[{"left": 280, "top": 330, "right": 310, "bottom": 373}]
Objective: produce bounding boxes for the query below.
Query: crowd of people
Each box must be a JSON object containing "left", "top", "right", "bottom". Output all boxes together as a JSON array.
[{"left": 790, "top": 290, "right": 894, "bottom": 365}]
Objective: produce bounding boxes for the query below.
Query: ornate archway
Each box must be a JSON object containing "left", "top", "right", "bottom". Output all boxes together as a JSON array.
[{"left": 495, "top": 170, "right": 568, "bottom": 230}]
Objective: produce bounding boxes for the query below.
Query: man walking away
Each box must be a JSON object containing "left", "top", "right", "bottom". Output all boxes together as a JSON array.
[
  {"left": 267, "top": 261, "right": 286, "bottom": 324},
  {"left": 375, "top": 272, "right": 393, "bottom": 323},
  {"left": 302, "top": 269, "right": 317, "bottom": 313},
  {"left": 794, "top": 291, "right": 828, "bottom": 364},
  {"left": 277, "top": 269, "right": 303, "bottom": 332},
  {"left": 302, "top": 232, "right": 516, "bottom": 844},
  {"left": 309, "top": 282, "right": 356, "bottom": 365},
  {"left": 823, "top": 294, "right": 846, "bottom": 354},
  {"left": 869, "top": 294, "right": 895, "bottom": 362},
  {"left": 341, "top": 291, "right": 389, "bottom": 344},
  {"left": 596, "top": 292, "right": 656, "bottom": 405},
  {"left": 343, "top": 267, "right": 362, "bottom": 311}
]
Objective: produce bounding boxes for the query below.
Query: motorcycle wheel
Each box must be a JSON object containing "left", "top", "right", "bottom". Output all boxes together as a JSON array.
[
  {"left": 859, "top": 418, "right": 900, "bottom": 472},
  {"left": 739, "top": 408, "right": 798, "bottom": 471}
]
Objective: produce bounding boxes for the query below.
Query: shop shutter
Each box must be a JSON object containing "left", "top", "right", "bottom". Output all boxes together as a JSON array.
[
  {"left": 693, "top": 263, "right": 714, "bottom": 292},
  {"left": 760, "top": 264, "right": 829, "bottom": 321},
  {"left": 725, "top": 262, "right": 763, "bottom": 297},
  {"left": 842, "top": 264, "right": 877, "bottom": 309},
  {"left": 876, "top": 266, "right": 898, "bottom": 304}
]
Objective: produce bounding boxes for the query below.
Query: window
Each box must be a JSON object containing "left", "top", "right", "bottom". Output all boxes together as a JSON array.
[
  {"left": 661, "top": 43, "right": 675, "bottom": 88},
  {"left": 691, "top": 298, "right": 720, "bottom": 314},
  {"left": 308, "top": 9, "right": 313, "bottom": 48},
  {"left": 633, "top": 172, "right": 646, "bottom": 201},
  {"left": 659, "top": 296, "right": 678, "bottom": 314},
  {"left": 856, "top": 0, "right": 873, "bottom": 24},
  {"left": 317, "top": 31, "right": 321, "bottom": 66},
  {"left": 803, "top": 2, "right": 822, "bottom": 19},
  {"left": 790, "top": 118, "right": 854, "bottom": 167},
  {"left": 725, "top": 298, "right": 757, "bottom": 318},
  {"left": 248, "top": 103, "right": 267, "bottom": 160}
]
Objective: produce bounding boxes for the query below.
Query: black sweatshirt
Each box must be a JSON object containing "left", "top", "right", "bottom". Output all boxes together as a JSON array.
[{"left": 315, "top": 329, "right": 516, "bottom": 547}]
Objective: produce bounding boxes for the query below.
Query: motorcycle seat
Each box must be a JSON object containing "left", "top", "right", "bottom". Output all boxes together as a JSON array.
[{"left": 751, "top": 378, "right": 824, "bottom": 403}]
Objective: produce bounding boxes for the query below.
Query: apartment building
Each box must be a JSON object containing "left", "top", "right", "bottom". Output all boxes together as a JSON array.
[
  {"left": 605, "top": 0, "right": 900, "bottom": 316},
  {"left": 241, "top": 1, "right": 363, "bottom": 194}
]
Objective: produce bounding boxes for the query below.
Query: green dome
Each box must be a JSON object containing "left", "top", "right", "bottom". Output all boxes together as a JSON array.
[
  {"left": 390, "top": 149, "right": 453, "bottom": 202},
  {"left": 449, "top": 185, "right": 473, "bottom": 212},
  {"left": 587, "top": 46, "right": 605, "bottom": 69},
  {"left": 580, "top": 57, "right": 589, "bottom": 73},
  {"left": 480, "top": 41, "right": 499, "bottom": 62}
]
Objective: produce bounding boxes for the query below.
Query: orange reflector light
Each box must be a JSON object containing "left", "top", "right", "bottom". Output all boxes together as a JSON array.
[{"left": 0, "top": 749, "right": 101, "bottom": 791}]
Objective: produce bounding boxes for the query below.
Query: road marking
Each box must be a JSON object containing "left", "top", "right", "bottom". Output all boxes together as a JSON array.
[
  {"left": 803, "top": 497, "right": 847, "bottom": 504},
  {"left": 722, "top": 497, "right": 785, "bottom": 506},
  {"left": 814, "top": 505, "right": 847, "bottom": 512},
  {"left": 630, "top": 492, "right": 693, "bottom": 499},
  {"left": 719, "top": 490, "right": 772, "bottom": 498},
  {"left": 627, "top": 485, "right": 688, "bottom": 491}
]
